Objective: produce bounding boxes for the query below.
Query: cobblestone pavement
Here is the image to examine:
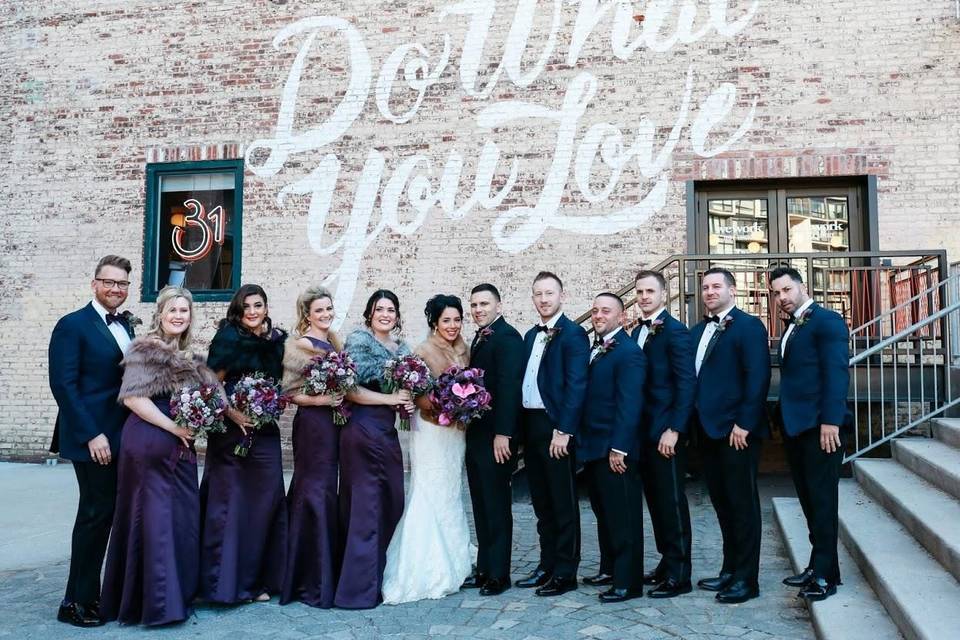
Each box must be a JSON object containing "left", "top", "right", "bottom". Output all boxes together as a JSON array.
[{"left": 0, "top": 464, "right": 812, "bottom": 640}]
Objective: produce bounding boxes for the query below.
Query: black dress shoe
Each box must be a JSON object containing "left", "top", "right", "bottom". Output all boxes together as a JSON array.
[
  {"left": 598, "top": 587, "right": 643, "bottom": 603},
  {"left": 647, "top": 578, "right": 693, "bottom": 599},
  {"left": 643, "top": 569, "right": 665, "bottom": 586},
  {"left": 479, "top": 577, "right": 510, "bottom": 596},
  {"left": 461, "top": 572, "right": 487, "bottom": 589},
  {"left": 535, "top": 576, "right": 577, "bottom": 597},
  {"left": 716, "top": 580, "right": 759, "bottom": 604},
  {"left": 57, "top": 603, "right": 103, "bottom": 628},
  {"left": 783, "top": 567, "right": 815, "bottom": 587},
  {"left": 515, "top": 567, "right": 552, "bottom": 588},
  {"left": 697, "top": 572, "right": 734, "bottom": 592},
  {"left": 798, "top": 578, "right": 837, "bottom": 601},
  {"left": 582, "top": 572, "right": 614, "bottom": 586}
]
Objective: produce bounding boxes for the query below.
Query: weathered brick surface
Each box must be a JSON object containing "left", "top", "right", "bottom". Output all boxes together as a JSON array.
[{"left": 2, "top": 1, "right": 959, "bottom": 460}]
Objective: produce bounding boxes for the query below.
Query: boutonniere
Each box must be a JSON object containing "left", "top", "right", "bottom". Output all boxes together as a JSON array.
[
  {"left": 543, "top": 327, "right": 560, "bottom": 344},
  {"left": 475, "top": 326, "right": 494, "bottom": 346},
  {"left": 647, "top": 318, "right": 665, "bottom": 337},
  {"left": 120, "top": 310, "right": 143, "bottom": 327},
  {"left": 593, "top": 337, "right": 617, "bottom": 359},
  {"left": 793, "top": 308, "right": 813, "bottom": 328},
  {"left": 716, "top": 315, "right": 734, "bottom": 333}
]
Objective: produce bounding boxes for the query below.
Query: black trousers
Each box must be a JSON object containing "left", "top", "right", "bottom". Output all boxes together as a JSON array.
[
  {"left": 642, "top": 439, "right": 692, "bottom": 583},
  {"left": 701, "top": 434, "right": 762, "bottom": 587},
  {"left": 784, "top": 426, "right": 843, "bottom": 583},
  {"left": 65, "top": 460, "right": 117, "bottom": 606},
  {"left": 585, "top": 458, "right": 643, "bottom": 590},
  {"left": 522, "top": 410, "right": 580, "bottom": 578},
  {"left": 465, "top": 430, "right": 518, "bottom": 580}
]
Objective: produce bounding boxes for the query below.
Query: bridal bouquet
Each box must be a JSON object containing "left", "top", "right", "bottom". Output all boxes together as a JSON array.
[
  {"left": 229, "top": 373, "right": 288, "bottom": 456},
  {"left": 382, "top": 354, "right": 432, "bottom": 430},
  {"left": 427, "top": 366, "right": 492, "bottom": 427},
  {"left": 170, "top": 383, "right": 227, "bottom": 440},
  {"left": 300, "top": 350, "right": 358, "bottom": 425}
]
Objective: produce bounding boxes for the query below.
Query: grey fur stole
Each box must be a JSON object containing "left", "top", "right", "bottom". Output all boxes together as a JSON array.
[
  {"left": 343, "top": 328, "right": 410, "bottom": 385},
  {"left": 118, "top": 337, "right": 220, "bottom": 401}
]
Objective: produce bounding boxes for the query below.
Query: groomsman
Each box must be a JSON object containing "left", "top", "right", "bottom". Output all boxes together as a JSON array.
[
  {"left": 630, "top": 270, "right": 695, "bottom": 598},
  {"left": 769, "top": 266, "right": 850, "bottom": 601},
  {"left": 581, "top": 293, "right": 646, "bottom": 603},
  {"left": 691, "top": 267, "right": 770, "bottom": 604},
  {"left": 464, "top": 283, "right": 525, "bottom": 596},
  {"left": 48, "top": 255, "right": 135, "bottom": 627},
  {"left": 515, "top": 272, "right": 589, "bottom": 596}
]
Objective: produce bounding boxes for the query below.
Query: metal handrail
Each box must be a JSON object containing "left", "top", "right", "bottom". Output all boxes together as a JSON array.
[
  {"left": 850, "top": 300, "right": 960, "bottom": 365},
  {"left": 850, "top": 271, "right": 957, "bottom": 336}
]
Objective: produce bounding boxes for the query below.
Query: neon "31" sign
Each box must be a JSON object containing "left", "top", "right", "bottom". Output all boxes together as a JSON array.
[{"left": 171, "top": 199, "right": 226, "bottom": 262}]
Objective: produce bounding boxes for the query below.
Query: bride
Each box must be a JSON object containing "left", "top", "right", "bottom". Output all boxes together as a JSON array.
[{"left": 382, "top": 294, "right": 475, "bottom": 604}]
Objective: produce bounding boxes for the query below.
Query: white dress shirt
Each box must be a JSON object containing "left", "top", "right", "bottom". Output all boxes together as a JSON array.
[
  {"left": 635, "top": 307, "right": 666, "bottom": 349},
  {"left": 695, "top": 304, "right": 735, "bottom": 375},
  {"left": 781, "top": 298, "right": 814, "bottom": 357},
  {"left": 522, "top": 311, "right": 562, "bottom": 409},
  {"left": 92, "top": 299, "right": 132, "bottom": 354}
]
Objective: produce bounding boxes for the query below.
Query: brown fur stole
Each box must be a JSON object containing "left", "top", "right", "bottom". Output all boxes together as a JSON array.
[{"left": 118, "top": 337, "right": 220, "bottom": 401}]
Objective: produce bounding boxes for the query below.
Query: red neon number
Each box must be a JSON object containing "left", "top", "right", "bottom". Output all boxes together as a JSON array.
[{"left": 171, "top": 199, "right": 226, "bottom": 262}]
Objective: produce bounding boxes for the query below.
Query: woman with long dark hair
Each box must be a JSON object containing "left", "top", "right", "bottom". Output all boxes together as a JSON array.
[{"left": 199, "top": 284, "right": 288, "bottom": 604}]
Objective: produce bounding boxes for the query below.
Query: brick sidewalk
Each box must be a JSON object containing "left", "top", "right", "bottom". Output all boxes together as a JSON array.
[{"left": 0, "top": 468, "right": 812, "bottom": 639}]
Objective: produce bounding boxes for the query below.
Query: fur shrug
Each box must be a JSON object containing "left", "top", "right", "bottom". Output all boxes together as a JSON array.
[
  {"left": 281, "top": 335, "right": 335, "bottom": 395},
  {"left": 414, "top": 333, "right": 469, "bottom": 377},
  {"left": 343, "top": 328, "right": 410, "bottom": 385},
  {"left": 118, "top": 337, "right": 220, "bottom": 401}
]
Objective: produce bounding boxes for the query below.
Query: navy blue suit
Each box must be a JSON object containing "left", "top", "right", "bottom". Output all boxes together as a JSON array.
[
  {"left": 690, "top": 306, "right": 770, "bottom": 589},
  {"left": 520, "top": 313, "right": 589, "bottom": 579},
  {"left": 631, "top": 310, "right": 695, "bottom": 584},
  {"left": 581, "top": 330, "right": 646, "bottom": 590},
  {"left": 48, "top": 302, "right": 133, "bottom": 607},
  {"left": 776, "top": 302, "right": 850, "bottom": 583}
]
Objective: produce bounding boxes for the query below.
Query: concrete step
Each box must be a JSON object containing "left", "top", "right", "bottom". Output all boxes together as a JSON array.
[
  {"left": 773, "top": 497, "right": 902, "bottom": 640},
  {"left": 892, "top": 438, "right": 960, "bottom": 500},
  {"left": 838, "top": 481, "right": 960, "bottom": 640},
  {"left": 932, "top": 418, "right": 960, "bottom": 449},
  {"left": 854, "top": 459, "right": 960, "bottom": 582}
]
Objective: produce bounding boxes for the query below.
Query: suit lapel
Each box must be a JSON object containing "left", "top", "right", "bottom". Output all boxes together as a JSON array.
[
  {"left": 84, "top": 303, "right": 123, "bottom": 359},
  {"left": 783, "top": 303, "right": 816, "bottom": 363}
]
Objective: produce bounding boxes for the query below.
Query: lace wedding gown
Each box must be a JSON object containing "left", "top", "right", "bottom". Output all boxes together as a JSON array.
[{"left": 381, "top": 411, "right": 474, "bottom": 604}]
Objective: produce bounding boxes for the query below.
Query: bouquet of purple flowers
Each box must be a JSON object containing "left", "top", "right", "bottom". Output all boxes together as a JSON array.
[
  {"left": 427, "top": 366, "right": 492, "bottom": 427},
  {"left": 170, "top": 383, "right": 227, "bottom": 440},
  {"left": 229, "top": 373, "right": 288, "bottom": 456},
  {"left": 301, "top": 350, "right": 358, "bottom": 425},
  {"left": 382, "top": 354, "right": 433, "bottom": 430}
]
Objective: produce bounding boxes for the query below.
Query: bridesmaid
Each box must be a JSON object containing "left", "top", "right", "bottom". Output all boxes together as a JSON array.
[
  {"left": 279, "top": 286, "right": 344, "bottom": 609},
  {"left": 334, "top": 289, "right": 415, "bottom": 609},
  {"left": 199, "top": 284, "right": 288, "bottom": 603},
  {"left": 101, "top": 286, "right": 219, "bottom": 626}
]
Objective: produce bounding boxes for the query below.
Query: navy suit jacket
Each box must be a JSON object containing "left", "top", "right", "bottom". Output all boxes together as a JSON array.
[
  {"left": 48, "top": 303, "right": 132, "bottom": 461},
  {"left": 776, "top": 303, "right": 851, "bottom": 437},
  {"left": 522, "top": 314, "right": 590, "bottom": 436},
  {"left": 578, "top": 331, "right": 647, "bottom": 462},
  {"left": 630, "top": 311, "right": 696, "bottom": 443},
  {"left": 469, "top": 316, "right": 525, "bottom": 438},
  {"left": 691, "top": 306, "right": 771, "bottom": 440}
]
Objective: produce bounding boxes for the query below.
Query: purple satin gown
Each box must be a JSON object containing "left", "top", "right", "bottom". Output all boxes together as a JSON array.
[
  {"left": 334, "top": 395, "right": 404, "bottom": 609},
  {"left": 101, "top": 399, "right": 199, "bottom": 626},
  {"left": 280, "top": 337, "right": 340, "bottom": 609}
]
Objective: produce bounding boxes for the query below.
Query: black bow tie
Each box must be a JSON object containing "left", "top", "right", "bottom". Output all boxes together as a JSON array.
[
  {"left": 106, "top": 313, "right": 123, "bottom": 326},
  {"left": 782, "top": 315, "right": 794, "bottom": 327},
  {"left": 639, "top": 319, "right": 653, "bottom": 328},
  {"left": 535, "top": 324, "right": 549, "bottom": 333},
  {"left": 705, "top": 314, "right": 721, "bottom": 324}
]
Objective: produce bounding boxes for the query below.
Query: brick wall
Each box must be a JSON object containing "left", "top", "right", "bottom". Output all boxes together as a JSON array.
[{"left": 3, "top": 1, "right": 960, "bottom": 460}]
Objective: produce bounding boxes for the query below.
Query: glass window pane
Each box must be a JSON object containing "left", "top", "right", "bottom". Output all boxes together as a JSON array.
[
  {"left": 787, "top": 196, "right": 850, "bottom": 252},
  {"left": 707, "top": 198, "right": 769, "bottom": 255},
  {"left": 156, "top": 173, "right": 235, "bottom": 291}
]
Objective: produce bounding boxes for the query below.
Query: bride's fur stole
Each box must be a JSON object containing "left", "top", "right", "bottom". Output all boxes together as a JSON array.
[
  {"left": 118, "top": 337, "right": 220, "bottom": 401},
  {"left": 344, "top": 328, "right": 411, "bottom": 385}
]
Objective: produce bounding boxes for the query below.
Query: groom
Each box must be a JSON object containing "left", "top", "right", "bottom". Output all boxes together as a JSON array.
[
  {"left": 49, "top": 255, "right": 135, "bottom": 627},
  {"left": 464, "top": 283, "right": 524, "bottom": 596}
]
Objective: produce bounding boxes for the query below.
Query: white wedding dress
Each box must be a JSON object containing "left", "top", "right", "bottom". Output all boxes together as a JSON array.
[{"left": 382, "top": 410, "right": 475, "bottom": 604}]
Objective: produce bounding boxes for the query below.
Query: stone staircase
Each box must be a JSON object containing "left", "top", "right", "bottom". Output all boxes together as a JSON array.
[{"left": 774, "top": 418, "right": 960, "bottom": 640}]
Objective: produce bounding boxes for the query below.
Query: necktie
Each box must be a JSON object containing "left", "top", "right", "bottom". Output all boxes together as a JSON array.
[
  {"left": 592, "top": 335, "right": 603, "bottom": 349},
  {"left": 106, "top": 313, "right": 122, "bottom": 326}
]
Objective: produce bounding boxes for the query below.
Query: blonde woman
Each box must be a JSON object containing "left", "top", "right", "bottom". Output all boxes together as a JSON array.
[
  {"left": 279, "top": 286, "right": 344, "bottom": 609},
  {"left": 100, "top": 286, "right": 220, "bottom": 626}
]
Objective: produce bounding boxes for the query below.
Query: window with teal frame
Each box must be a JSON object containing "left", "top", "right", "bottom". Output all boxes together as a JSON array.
[{"left": 143, "top": 160, "right": 243, "bottom": 302}]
